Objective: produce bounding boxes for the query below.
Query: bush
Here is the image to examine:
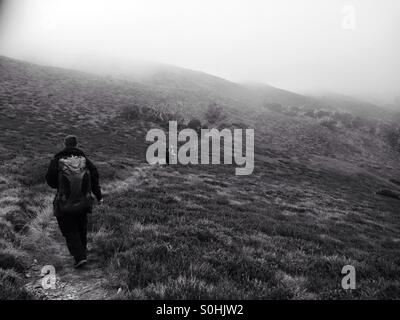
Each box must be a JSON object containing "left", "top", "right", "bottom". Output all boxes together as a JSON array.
[
  {"left": 0, "top": 268, "right": 32, "bottom": 300},
  {"left": 304, "top": 109, "right": 316, "bottom": 118},
  {"left": 205, "top": 102, "right": 225, "bottom": 124},
  {"left": 319, "top": 117, "right": 338, "bottom": 130},
  {"left": 152, "top": 103, "right": 185, "bottom": 125},
  {"left": 332, "top": 112, "right": 354, "bottom": 128},
  {"left": 187, "top": 118, "right": 202, "bottom": 133},
  {"left": 5, "top": 207, "right": 36, "bottom": 233},
  {"left": 0, "top": 248, "right": 28, "bottom": 273},
  {"left": 0, "top": 221, "right": 17, "bottom": 243}
]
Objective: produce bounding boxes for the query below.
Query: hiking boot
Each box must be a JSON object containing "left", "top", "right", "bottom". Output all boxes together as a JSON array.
[{"left": 74, "top": 259, "right": 87, "bottom": 269}]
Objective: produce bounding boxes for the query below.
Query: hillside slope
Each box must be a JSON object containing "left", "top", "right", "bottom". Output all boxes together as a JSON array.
[{"left": 1, "top": 56, "right": 400, "bottom": 299}]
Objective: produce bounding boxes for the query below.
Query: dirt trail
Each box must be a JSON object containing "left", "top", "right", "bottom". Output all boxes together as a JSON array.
[
  {"left": 24, "top": 220, "right": 111, "bottom": 300},
  {"left": 24, "top": 164, "right": 156, "bottom": 300}
]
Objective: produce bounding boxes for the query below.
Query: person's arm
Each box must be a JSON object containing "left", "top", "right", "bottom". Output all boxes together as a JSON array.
[
  {"left": 86, "top": 158, "right": 102, "bottom": 202},
  {"left": 45, "top": 158, "right": 59, "bottom": 189}
]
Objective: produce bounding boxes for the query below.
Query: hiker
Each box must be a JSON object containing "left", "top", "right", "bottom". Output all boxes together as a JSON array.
[{"left": 45, "top": 135, "right": 103, "bottom": 268}]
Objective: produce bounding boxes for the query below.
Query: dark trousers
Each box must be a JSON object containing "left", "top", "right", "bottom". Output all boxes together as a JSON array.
[{"left": 56, "top": 213, "right": 88, "bottom": 263}]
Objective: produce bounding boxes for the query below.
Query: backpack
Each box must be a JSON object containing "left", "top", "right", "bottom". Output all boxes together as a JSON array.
[{"left": 56, "top": 155, "right": 92, "bottom": 215}]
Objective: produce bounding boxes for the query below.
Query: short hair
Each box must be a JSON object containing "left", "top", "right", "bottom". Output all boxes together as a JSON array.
[{"left": 64, "top": 135, "right": 78, "bottom": 148}]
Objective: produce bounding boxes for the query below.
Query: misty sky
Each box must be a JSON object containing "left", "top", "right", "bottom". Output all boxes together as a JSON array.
[{"left": 0, "top": 0, "right": 399, "bottom": 103}]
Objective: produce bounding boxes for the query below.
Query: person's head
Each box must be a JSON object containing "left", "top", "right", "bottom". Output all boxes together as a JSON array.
[{"left": 64, "top": 135, "right": 78, "bottom": 148}]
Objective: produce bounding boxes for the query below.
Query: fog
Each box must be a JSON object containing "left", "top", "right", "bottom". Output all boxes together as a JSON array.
[{"left": 0, "top": 0, "right": 399, "bottom": 104}]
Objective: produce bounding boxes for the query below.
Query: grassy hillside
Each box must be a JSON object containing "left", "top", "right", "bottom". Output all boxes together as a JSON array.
[{"left": 1, "top": 56, "right": 400, "bottom": 299}]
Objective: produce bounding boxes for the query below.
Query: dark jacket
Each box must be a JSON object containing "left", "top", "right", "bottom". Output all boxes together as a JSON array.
[{"left": 45, "top": 147, "right": 102, "bottom": 202}]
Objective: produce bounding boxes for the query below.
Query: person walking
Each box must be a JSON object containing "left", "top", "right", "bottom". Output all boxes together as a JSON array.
[{"left": 46, "top": 135, "right": 103, "bottom": 268}]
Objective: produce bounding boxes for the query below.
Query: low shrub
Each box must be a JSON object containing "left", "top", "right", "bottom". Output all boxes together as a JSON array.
[{"left": 0, "top": 268, "right": 33, "bottom": 300}]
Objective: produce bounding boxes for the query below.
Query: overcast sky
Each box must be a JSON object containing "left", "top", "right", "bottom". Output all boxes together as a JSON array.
[{"left": 0, "top": 0, "right": 399, "bottom": 103}]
